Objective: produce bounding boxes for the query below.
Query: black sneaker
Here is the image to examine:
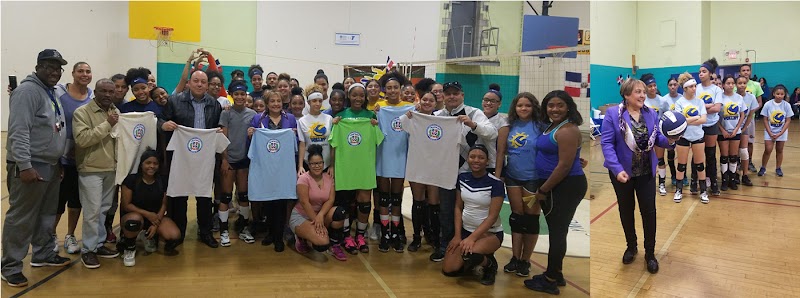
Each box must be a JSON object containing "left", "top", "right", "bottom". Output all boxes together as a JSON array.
[
  {"left": 379, "top": 233, "right": 390, "bottom": 253},
  {"left": 199, "top": 233, "right": 219, "bottom": 248},
  {"left": 393, "top": 236, "right": 405, "bottom": 253},
  {"left": 1, "top": 273, "right": 28, "bottom": 287},
  {"left": 622, "top": 247, "right": 638, "bottom": 264},
  {"left": 516, "top": 259, "right": 531, "bottom": 277},
  {"left": 261, "top": 236, "right": 273, "bottom": 246},
  {"left": 30, "top": 255, "right": 71, "bottom": 267},
  {"left": 96, "top": 246, "right": 119, "bottom": 258},
  {"left": 503, "top": 256, "right": 519, "bottom": 273},
  {"left": 646, "top": 255, "right": 660, "bottom": 274},
  {"left": 480, "top": 254, "right": 497, "bottom": 285},
  {"left": 274, "top": 239, "right": 285, "bottom": 252},
  {"left": 720, "top": 173, "right": 728, "bottom": 191},
  {"left": 429, "top": 250, "right": 445, "bottom": 262},
  {"left": 689, "top": 179, "right": 698, "bottom": 194},
  {"left": 733, "top": 172, "right": 741, "bottom": 185},
  {"left": 742, "top": 174, "right": 753, "bottom": 186},
  {"left": 81, "top": 252, "right": 100, "bottom": 269},
  {"left": 407, "top": 236, "right": 422, "bottom": 252},
  {"left": 524, "top": 274, "right": 560, "bottom": 295},
  {"left": 234, "top": 217, "right": 248, "bottom": 234},
  {"left": 711, "top": 179, "right": 721, "bottom": 196}
]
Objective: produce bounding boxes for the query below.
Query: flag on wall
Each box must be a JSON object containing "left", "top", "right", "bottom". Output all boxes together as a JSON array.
[
  {"left": 565, "top": 71, "right": 590, "bottom": 98},
  {"left": 386, "top": 56, "right": 395, "bottom": 71}
]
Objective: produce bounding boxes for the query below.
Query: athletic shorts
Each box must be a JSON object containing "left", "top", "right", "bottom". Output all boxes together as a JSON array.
[
  {"left": 504, "top": 176, "right": 539, "bottom": 194},
  {"left": 228, "top": 158, "right": 250, "bottom": 170},
  {"left": 58, "top": 164, "right": 82, "bottom": 214},
  {"left": 764, "top": 130, "right": 788, "bottom": 142},
  {"left": 676, "top": 137, "right": 704, "bottom": 147},
  {"left": 702, "top": 125, "right": 720, "bottom": 136},
  {"left": 717, "top": 134, "right": 741, "bottom": 141},
  {"left": 289, "top": 208, "right": 311, "bottom": 234},
  {"left": 461, "top": 228, "right": 504, "bottom": 243}
]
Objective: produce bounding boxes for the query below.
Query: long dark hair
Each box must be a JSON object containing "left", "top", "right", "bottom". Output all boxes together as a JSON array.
[
  {"left": 135, "top": 149, "right": 162, "bottom": 191},
  {"left": 540, "top": 90, "right": 583, "bottom": 126},
  {"left": 507, "top": 92, "right": 540, "bottom": 123}
]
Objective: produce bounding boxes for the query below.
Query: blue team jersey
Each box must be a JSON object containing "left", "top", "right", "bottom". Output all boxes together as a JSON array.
[
  {"left": 376, "top": 105, "right": 415, "bottom": 178},
  {"left": 505, "top": 120, "right": 541, "bottom": 181},
  {"left": 248, "top": 128, "right": 298, "bottom": 201}
]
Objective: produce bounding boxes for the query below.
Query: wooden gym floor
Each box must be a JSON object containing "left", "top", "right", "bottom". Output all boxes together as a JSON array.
[
  {"left": 589, "top": 120, "right": 800, "bottom": 297},
  {"left": 0, "top": 132, "right": 590, "bottom": 297}
]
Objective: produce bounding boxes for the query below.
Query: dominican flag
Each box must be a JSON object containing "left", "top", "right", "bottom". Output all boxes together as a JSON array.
[
  {"left": 565, "top": 71, "right": 590, "bottom": 98},
  {"left": 386, "top": 56, "right": 395, "bottom": 71}
]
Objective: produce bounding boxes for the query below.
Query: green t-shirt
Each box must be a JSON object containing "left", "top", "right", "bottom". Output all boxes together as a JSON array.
[
  {"left": 336, "top": 108, "right": 376, "bottom": 119},
  {"left": 329, "top": 118, "right": 384, "bottom": 190}
]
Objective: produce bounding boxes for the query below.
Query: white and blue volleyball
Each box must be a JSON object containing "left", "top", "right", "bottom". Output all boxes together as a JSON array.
[{"left": 659, "top": 111, "right": 687, "bottom": 138}]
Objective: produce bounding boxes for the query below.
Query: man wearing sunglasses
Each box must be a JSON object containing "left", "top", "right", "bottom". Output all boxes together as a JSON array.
[{"left": 3, "top": 49, "right": 72, "bottom": 287}]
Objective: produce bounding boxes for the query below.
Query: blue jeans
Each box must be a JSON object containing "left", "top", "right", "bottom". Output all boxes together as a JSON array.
[{"left": 78, "top": 171, "right": 116, "bottom": 253}]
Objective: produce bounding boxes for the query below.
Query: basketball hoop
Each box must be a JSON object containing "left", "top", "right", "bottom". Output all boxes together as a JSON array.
[
  {"left": 546, "top": 45, "right": 568, "bottom": 59},
  {"left": 153, "top": 26, "right": 174, "bottom": 50}
]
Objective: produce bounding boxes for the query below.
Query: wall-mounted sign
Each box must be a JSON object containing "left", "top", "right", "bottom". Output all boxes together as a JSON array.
[{"left": 335, "top": 33, "right": 360, "bottom": 46}]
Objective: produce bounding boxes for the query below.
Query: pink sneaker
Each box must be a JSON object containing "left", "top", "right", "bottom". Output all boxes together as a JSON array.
[
  {"left": 343, "top": 236, "right": 359, "bottom": 255},
  {"left": 356, "top": 234, "right": 369, "bottom": 253},
  {"left": 295, "top": 237, "right": 310, "bottom": 254},
  {"left": 328, "top": 244, "right": 347, "bottom": 261}
]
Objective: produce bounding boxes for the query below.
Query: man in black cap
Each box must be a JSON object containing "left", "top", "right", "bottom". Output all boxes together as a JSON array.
[{"left": 2, "top": 49, "right": 72, "bottom": 287}]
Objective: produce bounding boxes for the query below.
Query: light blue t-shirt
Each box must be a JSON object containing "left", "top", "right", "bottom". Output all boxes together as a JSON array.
[
  {"left": 760, "top": 99, "right": 794, "bottom": 135},
  {"left": 644, "top": 96, "right": 669, "bottom": 118},
  {"left": 662, "top": 93, "right": 682, "bottom": 112},
  {"left": 673, "top": 96, "right": 707, "bottom": 142},
  {"left": 248, "top": 128, "right": 298, "bottom": 201},
  {"left": 719, "top": 93, "right": 745, "bottom": 134},
  {"left": 505, "top": 120, "right": 541, "bottom": 181},
  {"left": 376, "top": 105, "right": 415, "bottom": 178},
  {"left": 742, "top": 92, "right": 759, "bottom": 118},
  {"left": 696, "top": 83, "right": 723, "bottom": 127}
]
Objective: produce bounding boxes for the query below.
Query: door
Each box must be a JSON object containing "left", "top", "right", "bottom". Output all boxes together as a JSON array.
[{"left": 448, "top": 1, "right": 477, "bottom": 58}]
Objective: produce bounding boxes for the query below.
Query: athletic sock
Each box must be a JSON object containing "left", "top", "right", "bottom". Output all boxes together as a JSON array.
[
  {"left": 218, "top": 210, "right": 229, "bottom": 231},
  {"left": 357, "top": 221, "right": 368, "bottom": 235},
  {"left": 239, "top": 205, "right": 251, "bottom": 220},
  {"left": 391, "top": 215, "right": 401, "bottom": 227}
]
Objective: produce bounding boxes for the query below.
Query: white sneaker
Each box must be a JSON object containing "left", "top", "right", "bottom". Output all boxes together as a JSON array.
[
  {"left": 53, "top": 234, "right": 59, "bottom": 253},
  {"left": 673, "top": 191, "right": 682, "bottom": 203},
  {"left": 65, "top": 235, "right": 80, "bottom": 254},
  {"left": 659, "top": 183, "right": 667, "bottom": 196},
  {"left": 123, "top": 250, "right": 136, "bottom": 267},
  {"left": 239, "top": 227, "right": 255, "bottom": 244},
  {"left": 700, "top": 192, "right": 709, "bottom": 204},
  {"left": 369, "top": 223, "right": 380, "bottom": 241},
  {"left": 144, "top": 238, "right": 157, "bottom": 253},
  {"left": 220, "top": 230, "right": 231, "bottom": 247}
]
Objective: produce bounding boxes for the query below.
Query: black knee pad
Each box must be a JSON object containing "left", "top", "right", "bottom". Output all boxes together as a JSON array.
[
  {"left": 719, "top": 156, "right": 728, "bottom": 165},
  {"left": 523, "top": 214, "right": 540, "bottom": 235},
  {"left": 312, "top": 243, "right": 329, "bottom": 252},
  {"left": 220, "top": 193, "right": 233, "bottom": 204},
  {"left": 124, "top": 219, "right": 142, "bottom": 232},
  {"left": 237, "top": 192, "right": 249, "bottom": 203},
  {"left": 391, "top": 192, "right": 403, "bottom": 207},
  {"left": 442, "top": 268, "right": 463, "bottom": 277},
  {"left": 694, "top": 162, "right": 705, "bottom": 172},
  {"left": 509, "top": 213, "right": 525, "bottom": 233},
  {"left": 379, "top": 192, "right": 391, "bottom": 208},
  {"left": 332, "top": 206, "right": 347, "bottom": 221},
  {"left": 357, "top": 202, "right": 371, "bottom": 215},
  {"left": 677, "top": 163, "right": 687, "bottom": 172},
  {"left": 658, "top": 158, "right": 665, "bottom": 166},
  {"left": 730, "top": 156, "right": 739, "bottom": 164}
]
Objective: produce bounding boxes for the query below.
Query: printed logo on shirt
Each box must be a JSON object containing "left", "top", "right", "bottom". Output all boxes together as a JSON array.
[
  {"left": 132, "top": 124, "right": 146, "bottom": 140},
  {"left": 770, "top": 111, "right": 785, "bottom": 127},
  {"left": 267, "top": 139, "right": 281, "bottom": 153},
  {"left": 187, "top": 137, "right": 203, "bottom": 153},
  {"left": 426, "top": 124, "right": 443, "bottom": 140},
  {"left": 683, "top": 106, "right": 699, "bottom": 118},
  {"left": 391, "top": 117, "right": 403, "bottom": 132},
  {"left": 510, "top": 132, "right": 529, "bottom": 149},
  {"left": 309, "top": 122, "right": 327, "bottom": 142},
  {"left": 347, "top": 131, "right": 362, "bottom": 146},
  {"left": 723, "top": 102, "right": 740, "bottom": 119},
  {"left": 699, "top": 92, "right": 714, "bottom": 105}
]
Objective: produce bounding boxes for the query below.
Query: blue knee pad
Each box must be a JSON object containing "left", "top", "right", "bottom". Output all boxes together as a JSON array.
[
  {"left": 312, "top": 243, "right": 329, "bottom": 252},
  {"left": 357, "top": 202, "right": 371, "bottom": 215},
  {"left": 523, "top": 214, "right": 540, "bottom": 235},
  {"left": 124, "top": 219, "right": 142, "bottom": 232},
  {"left": 332, "top": 206, "right": 347, "bottom": 221},
  {"left": 220, "top": 193, "right": 233, "bottom": 204},
  {"left": 379, "top": 192, "right": 391, "bottom": 208},
  {"left": 237, "top": 192, "right": 249, "bottom": 203}
]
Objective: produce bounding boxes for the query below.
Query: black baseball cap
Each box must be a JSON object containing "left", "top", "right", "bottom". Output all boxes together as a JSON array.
[
  {"left": 443, "top": 81, "right": 463, "bottom": 92},
  {"left": 37, "top": 49, "right": 67, "bottom": 65}
]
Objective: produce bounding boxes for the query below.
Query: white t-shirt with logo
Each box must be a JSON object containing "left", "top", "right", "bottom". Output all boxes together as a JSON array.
[
  {"left": 296, "top": 113, "right": 333, "bottom": 168},
  {"left": 111, "top": 112, "right": 157, "bottom": 185},
  {"left": 166, "top": 125, "right": 230, "bottom": 197},
  {"left": 400, "top": 112, "right": 463, "bottom": 190}
]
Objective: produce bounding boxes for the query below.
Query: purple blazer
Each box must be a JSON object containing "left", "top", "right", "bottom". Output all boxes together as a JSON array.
[
  {"left": 601, "top": 106, "right": 672, "bottom": 178},
  {"left": 250, "top": 110, "right": 297, "bottom": 131}
]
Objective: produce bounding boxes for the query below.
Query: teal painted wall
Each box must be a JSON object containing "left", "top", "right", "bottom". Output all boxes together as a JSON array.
[
  {"left": 589, "top": 64, "right": 634, "bottom": 109},
  {"left": 435, "top": 73, "right": 519, "bottom": 112},
  {"left": 157, "top": 62, "right": 252, "bottom": 94}
]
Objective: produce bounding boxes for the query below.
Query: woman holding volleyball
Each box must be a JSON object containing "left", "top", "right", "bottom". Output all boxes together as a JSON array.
[
  {"left": 672, "top": 72, "right": 710, "bottom": 204},
  {"left": 601, "top": 78, "right": 678, "bottom": 274}
]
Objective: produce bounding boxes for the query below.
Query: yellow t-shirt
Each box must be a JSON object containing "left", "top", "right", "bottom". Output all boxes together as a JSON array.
[{"left": 375, "top": 99, "right": 414, "bottom": 108}]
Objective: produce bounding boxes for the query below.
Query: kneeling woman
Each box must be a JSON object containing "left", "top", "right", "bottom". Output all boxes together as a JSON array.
[
  {"left": 291, "top": 145, "right": 348, "bottom": 261},
  {"left": 442, "top": 145, "right": 504, "bottom": 286},
  {"left": 118, "top": 150, "right": 181, "bottom": 267}
]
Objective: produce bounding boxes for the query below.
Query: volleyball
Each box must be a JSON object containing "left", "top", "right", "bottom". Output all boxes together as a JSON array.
[{"left": 659, "top": 111, "right": 687, "bottom": 138}]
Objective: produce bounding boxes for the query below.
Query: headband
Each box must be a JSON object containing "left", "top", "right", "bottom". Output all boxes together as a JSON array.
[
  {"left": 701, "top": 63, "right": 714, "bottom": 72},
  {"left": 683, "top": 79, "right": 697, "bottom": 88},
  {"left": 308, "top": 92, "right": 323, "bottom": 101},
  {"left": 250, "top": 69, "right": 263, "bottom": 77},
  {"left": 348, "top": 83, "right": 365, "bottom": 93},
  {"left": 644, "top": 78, "right": 656, "bottom": 86},
  {"left": 131, "top": 77, "right": 148, "bottom": 86},
  {"left": 487, "top": 89, "right": 502, "bottom": 100},
  {"left": 229, "top": 83, "right": 247, "bottom": 93}
]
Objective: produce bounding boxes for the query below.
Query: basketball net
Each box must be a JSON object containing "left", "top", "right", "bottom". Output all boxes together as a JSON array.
[{"left": 154, "top": 26, "right": 174, "bottom": 51}]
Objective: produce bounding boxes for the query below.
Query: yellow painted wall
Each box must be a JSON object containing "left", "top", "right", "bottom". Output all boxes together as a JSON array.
[{"left": 129, "top": 1, "right": 201, "bottom": 42}]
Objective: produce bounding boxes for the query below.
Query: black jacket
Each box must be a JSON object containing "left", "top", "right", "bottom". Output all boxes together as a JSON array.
[{"left": 158, "top": 90, "right": 223, "bottom": 143}]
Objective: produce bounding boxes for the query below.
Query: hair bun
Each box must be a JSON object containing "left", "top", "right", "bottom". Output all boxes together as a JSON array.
[
  {"left": 317, "top": 69, "right": 325, "bottom": 75},
  {"left": 489, "top": 83, "right": 501, "bottom": 92}
]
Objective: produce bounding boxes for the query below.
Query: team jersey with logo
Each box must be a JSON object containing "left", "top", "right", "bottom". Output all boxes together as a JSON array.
[
  {"left": 672, "top": 96, "right": 707, "bottom": 142},
  {"left": 458, "top": 172, "right": 505, "bottom": 233},
  {"left": 644, "top": 96, "right": 669, "bottom": 118},
  {"left": 376, "top": 105, "right": 415, "bottom": 178},
  {"left": 760, "top": 99, "right": 794, "bottom": 136},
  {"left": 111, "top": 112, "right": 158, "bottom": 185},
  {"left": 718, "top": 93, "right": 745, "bottom": 134},
  {"left": 248, "top": 128, "right": 298, "bottom": 201},
  {"left": 400, "top": 112, "right": 463, "bottom": 190},
  {"left": 741, "top": 92, "right": 759, "bottom": 119},
  {"left": 296, "top": 113, "right": 333, "bottom": 168},
  {"left": 329, "top": 118, "right": 384, "bottom": 190},
  {"left": 505, "top": 120, "right": 541, "bottom": 181},
  {"left": 696, "top": 83, "right": 723, "bottom": 127},
  {"left": 166, "top": 126, "right": 230, "bottom": 197},
  {"left": 661, "top": 93, "right": 682, "bottom": 112}
]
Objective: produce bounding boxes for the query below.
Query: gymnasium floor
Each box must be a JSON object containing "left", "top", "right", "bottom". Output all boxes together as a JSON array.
[
  {"left": 0, "top": 133, "right": 590, "bottom": 297},
  {"left": 589, "top": 121, "right": 800, "bottom": 297}
]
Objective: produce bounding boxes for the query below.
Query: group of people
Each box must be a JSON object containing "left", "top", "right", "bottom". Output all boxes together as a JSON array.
[
  {"left": 601, "top": 59, "right": 792, "bottom": 275},
  {"left": 3, "top": 48, "right": 587, "bottom": 295}
]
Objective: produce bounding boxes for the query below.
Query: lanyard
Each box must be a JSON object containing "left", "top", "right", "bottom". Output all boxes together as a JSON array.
[{"left": 44, "top": 87, "right": 65, "bottom": 132}]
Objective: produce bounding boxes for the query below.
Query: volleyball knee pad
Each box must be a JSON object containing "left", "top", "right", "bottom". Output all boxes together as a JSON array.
[
  {"left": 677, "top": 163, "right": 687, "bottom": 172},
  {"left": 357, "top": 202, "right": 371, "bottom": 214},
  {"left": 124, "top": 220, "right": 142, "bottom": 232},
  {"left": 391, "top": 193, "right": 403, "bottom": 207},
  {"left": 237, "top": 192, "right": 249, "bottom": 203},
  {"left": 379, "top": 192, "right": 391, "bottom": 208},
  {"left": 220, "top": 193, "right": 233, "bottom": 204},
  {"left": 658, "top": 158, "right": 665, "bottom": 166},
  {"left": 442, "top": 268, "right": 463, "bottom": 277},
  {"left": 523, "top": 214, "right": 540, "bottom": 235},
  {"left": 312, "top": 243, "right": 329, "bottom": 252},
  {"left": 332, "top": 206, "right": 347, "bottom": 221},
  {"left": 719, "top": 156, "right": 728, "bottom": 165},
  {"left": 509, "top": 213, "right": 524, "bottom": 233},
  {"left": 694, "top": 162, "right": 705, "bottom": 172},
  {"left": 739, "top": 148, "right": 749, "bottom": 160}
]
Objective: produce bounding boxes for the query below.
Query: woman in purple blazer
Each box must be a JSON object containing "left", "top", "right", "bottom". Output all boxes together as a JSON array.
[{"left": 601, "top": 79, "right": 678, "bottom": 274}]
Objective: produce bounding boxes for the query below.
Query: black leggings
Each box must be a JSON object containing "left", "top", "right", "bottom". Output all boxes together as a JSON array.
[
  {"left": 667, "top": 149, "right": 676, "bottom": 178},
  {"left": 168, "top": 196, "right": 213, "bottom": 240},
  {"left": 538, "top": 175, "right": 587, "bottom": 281},
  {"left": 608, "top": 172, "right": 656, "bottom": 256},
  {"left": 262, "top": 200, "right": 288, "bottom": 242}
]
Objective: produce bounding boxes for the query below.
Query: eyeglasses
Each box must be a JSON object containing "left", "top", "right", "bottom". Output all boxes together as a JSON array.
[
  {"left": 308, "top": 161, "right": 324, "bottom": 167},
  {"left": 40, "top": 64, "right": 64, "bottom": 74},
  {"left": 482, "top": 98, "right": 500, "bottom": 104},
  {"left": 209, "top": 82, "right": 222, "bottom": 87}
]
